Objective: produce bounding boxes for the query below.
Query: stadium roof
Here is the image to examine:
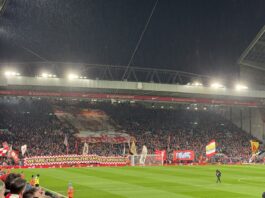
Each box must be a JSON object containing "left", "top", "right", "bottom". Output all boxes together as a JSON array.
[
  {"left": 238, "top": 25, "right": 265, "bottom": 70},
  {"left": 0, "top": 0, "right": 8, "bottom": 15},
  {"left": 238, "top": 25, "right": 265, "bottom": 86}
]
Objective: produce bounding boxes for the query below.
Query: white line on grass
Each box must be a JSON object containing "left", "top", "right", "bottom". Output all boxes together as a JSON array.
[{"left": 41, "top": 186, "right": 67, "bottom": 198}]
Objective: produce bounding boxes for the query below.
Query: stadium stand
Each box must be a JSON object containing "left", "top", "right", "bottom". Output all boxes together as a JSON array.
[{"left": 0, "top": 97, "right": 258, "bottom": 165}]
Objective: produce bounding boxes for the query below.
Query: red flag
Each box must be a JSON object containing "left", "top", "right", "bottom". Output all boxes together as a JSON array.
[
  {"left": 0, "top": 142, "right": 9, "bottom": 156},
  {"left": 10, "top": 150, "right": 19, "bottom": 164},
  {"left": 2, "top": 142, "right": 8, "bottom": 149}
]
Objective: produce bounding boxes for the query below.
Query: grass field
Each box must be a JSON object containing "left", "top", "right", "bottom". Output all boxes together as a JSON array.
[{"left": 18, "top": 165, "right": 265, "bottom": 198}]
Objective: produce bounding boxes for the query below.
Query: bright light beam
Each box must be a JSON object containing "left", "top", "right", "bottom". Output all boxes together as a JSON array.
[{"left": 235, "top": 84, "right": 248, "bottom": 90}]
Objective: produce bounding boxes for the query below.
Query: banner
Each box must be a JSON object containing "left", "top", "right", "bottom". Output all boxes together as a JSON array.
[
  {"left": 173, "top": 150, "right": 195, "bottom": 161},
  {"left": 250, "top": 140, "right": 259, "bottom": 154},
  {"left": 24, "top": 155, "right": 128, "bottom": 166},
  {"left": 79, "top": 135, "right": 129, "bottom": 144},
  {"left": 155, "top": 150, "right": 166, "bottom": 161},
  {"left": 206, "top": 140, "right": 216, "bottom": 157}
]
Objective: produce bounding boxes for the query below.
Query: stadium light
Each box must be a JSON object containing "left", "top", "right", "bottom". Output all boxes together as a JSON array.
[
  {"left": 41, "top": 73, "right": 49, "bottom": 78},
  {"left": 235, "top": 84, "right": 248, "bottom": 90},
  {"left": 4, "top": 71, "right": 20, "bottom": 77},
  {"left": 40, "top": 72, "right": 56, "bottom": 78},
  {"left": 187, "top": 81, "right": 203, "bottom": 87},
  {"left": 210, "top": 82, "right": 224, "bottom": 89},
  {"left": 79, "top": 76, "right": 87, "bottom": 79},
  {"left": 192, "top": 81, "right": 203, "bottom": 86},
  {"left": 68, "top": 73, "right": 79, "bottom": 79}
]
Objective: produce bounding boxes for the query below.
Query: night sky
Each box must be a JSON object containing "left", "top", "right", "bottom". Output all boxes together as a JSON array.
[{"left": 1, "top": 0, "right": 265, "bottom": 78}]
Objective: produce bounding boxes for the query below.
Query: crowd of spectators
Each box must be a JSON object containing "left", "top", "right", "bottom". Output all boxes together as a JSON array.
[
  {"left": 0, "top": 170, "right": 63, "bottom": 198},
  {"left": 0, "top": 97, "right": 259, "bottom": 165}
]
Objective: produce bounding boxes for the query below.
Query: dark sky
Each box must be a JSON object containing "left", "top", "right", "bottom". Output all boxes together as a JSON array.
[{"left": 1, "top": 0, "right": 265, "bottom": 77}]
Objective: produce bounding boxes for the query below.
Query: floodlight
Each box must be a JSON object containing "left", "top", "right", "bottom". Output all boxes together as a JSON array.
[
  {"left": 192, "top": 81, "right": 203, "bottom": 86},
  {"left": 235, "top": 84, "right": 248, "bottom": 90},
  {"left": 68, "top": 73, "right": 78, "bottom": 79},
  {"left": 210, "top": 82, "right": 224, "bottom": 88},
  {"left": 41, "top": 73, "right": 49, "bottom": 78},
  {"left": 4, "top": 71, "right": 20, "bottom": 77}
]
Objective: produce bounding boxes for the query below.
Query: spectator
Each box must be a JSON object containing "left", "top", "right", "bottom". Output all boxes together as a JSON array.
[
  {"left": 22, "top": 188, "right": 45, "bottom": 198},
  {"left": 0, "top": 98, "right": 258, "bottom": 163},
  {"left": 6, "top": 177, "right": 26, "bottom": 198},
  {"left": 5, "top": 174, "right": 21, "bottom": 194},
  {"left": 0, "top": 180, "right": 5, "bottom": 198}
]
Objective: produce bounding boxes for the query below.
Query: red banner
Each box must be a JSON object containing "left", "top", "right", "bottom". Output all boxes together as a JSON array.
[
  {"left": 79, "top": 136, "right": 129, "bottom": 143},
  {"left": 173, "top": 150, "right": 195, "bottom": 161},
  {"left": 155, "top": 150, "right": 167, "bottom": 161}
]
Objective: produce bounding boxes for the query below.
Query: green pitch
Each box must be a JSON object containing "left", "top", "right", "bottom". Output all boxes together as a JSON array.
[{"left": 19, "top": 165, "right": 265, "bottom": 198}]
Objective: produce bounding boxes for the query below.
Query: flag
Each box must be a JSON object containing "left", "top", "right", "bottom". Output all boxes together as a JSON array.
[
  {"left": 7, "top": 145, "right": 12, "bottom": 158},
  {"left": 123, "top": 143, "right": 126, "bottom": 155},
  {"left": 167, "top": 135, "right": 171, "bottom": 150},
  {"left": 0, "top": 147, "right": 8, "bottom": 156},
  {"left": 250, "top": 140, "right": 259, "bottom": 154},
  {"left": 206, "top": 140, "right": 216, "bottom": 157},
  {"left": 141, "top": 145, "right": 148, "bottom": 155},
  {"left": 64, "top": 135, "right": 69, "bottom": 154},
  {"left": 10, "top": 150, "right": 19, "bottom": 164},
  {"left": 82, "top": 142, "right": 89, "bottom": 155},
  {"left": 75, "top": 140, "right": 78, "bottom": 155},
  {"left": 2, "top": 141, "right": 8, "bottom": 149},
  {"left": 21, "top": 145, "right": 27, "bottom": 156},
  {"left": 130, "top": 141, "right": 137, "bottom": 155},
  {"left": 64, "top": 135, "right": 68, "bottom": 147},
  {"left": 0, "top": 142, "right": 9, "bottom": 156}
]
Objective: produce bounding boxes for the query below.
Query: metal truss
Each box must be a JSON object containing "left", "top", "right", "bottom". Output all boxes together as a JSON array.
[
  {"left": 0, "top": 61, "right": 212, "bottom": 85},
  {"left": 238, "top": 25, "right": 265, "bottom": 70},
  {"left": 0, "top": 0, "right": 8, "bottom": 15}
]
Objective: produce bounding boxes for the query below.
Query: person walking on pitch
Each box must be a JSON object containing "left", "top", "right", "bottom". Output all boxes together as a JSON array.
[{"left": 216, "top": 169, "right": 222, "bottom": 183}]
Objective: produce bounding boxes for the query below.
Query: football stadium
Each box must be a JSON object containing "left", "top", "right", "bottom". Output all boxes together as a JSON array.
[{"left": 1, "top": 1, "right": 265, "bottom": 198}]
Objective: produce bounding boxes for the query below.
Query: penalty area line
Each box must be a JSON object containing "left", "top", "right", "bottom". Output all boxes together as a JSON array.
[{"left": 41, "top": 186, "right": 67, "bottom": 198}]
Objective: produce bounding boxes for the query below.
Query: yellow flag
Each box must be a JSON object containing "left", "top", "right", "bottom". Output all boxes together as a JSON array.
[
  {"left": 130, "top": 141, "right": 137, "bottom": 155},
  {"left": 250, "top": 140, "right": 259, "bottom": 154},
  {"left": 206, "top": 140, "right": 216, "bottom": 157}
]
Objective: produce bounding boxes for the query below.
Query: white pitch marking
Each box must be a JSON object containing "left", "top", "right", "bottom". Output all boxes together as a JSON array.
[{"left": 41, "top": 186, "right": 67, "bottom": 198}]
